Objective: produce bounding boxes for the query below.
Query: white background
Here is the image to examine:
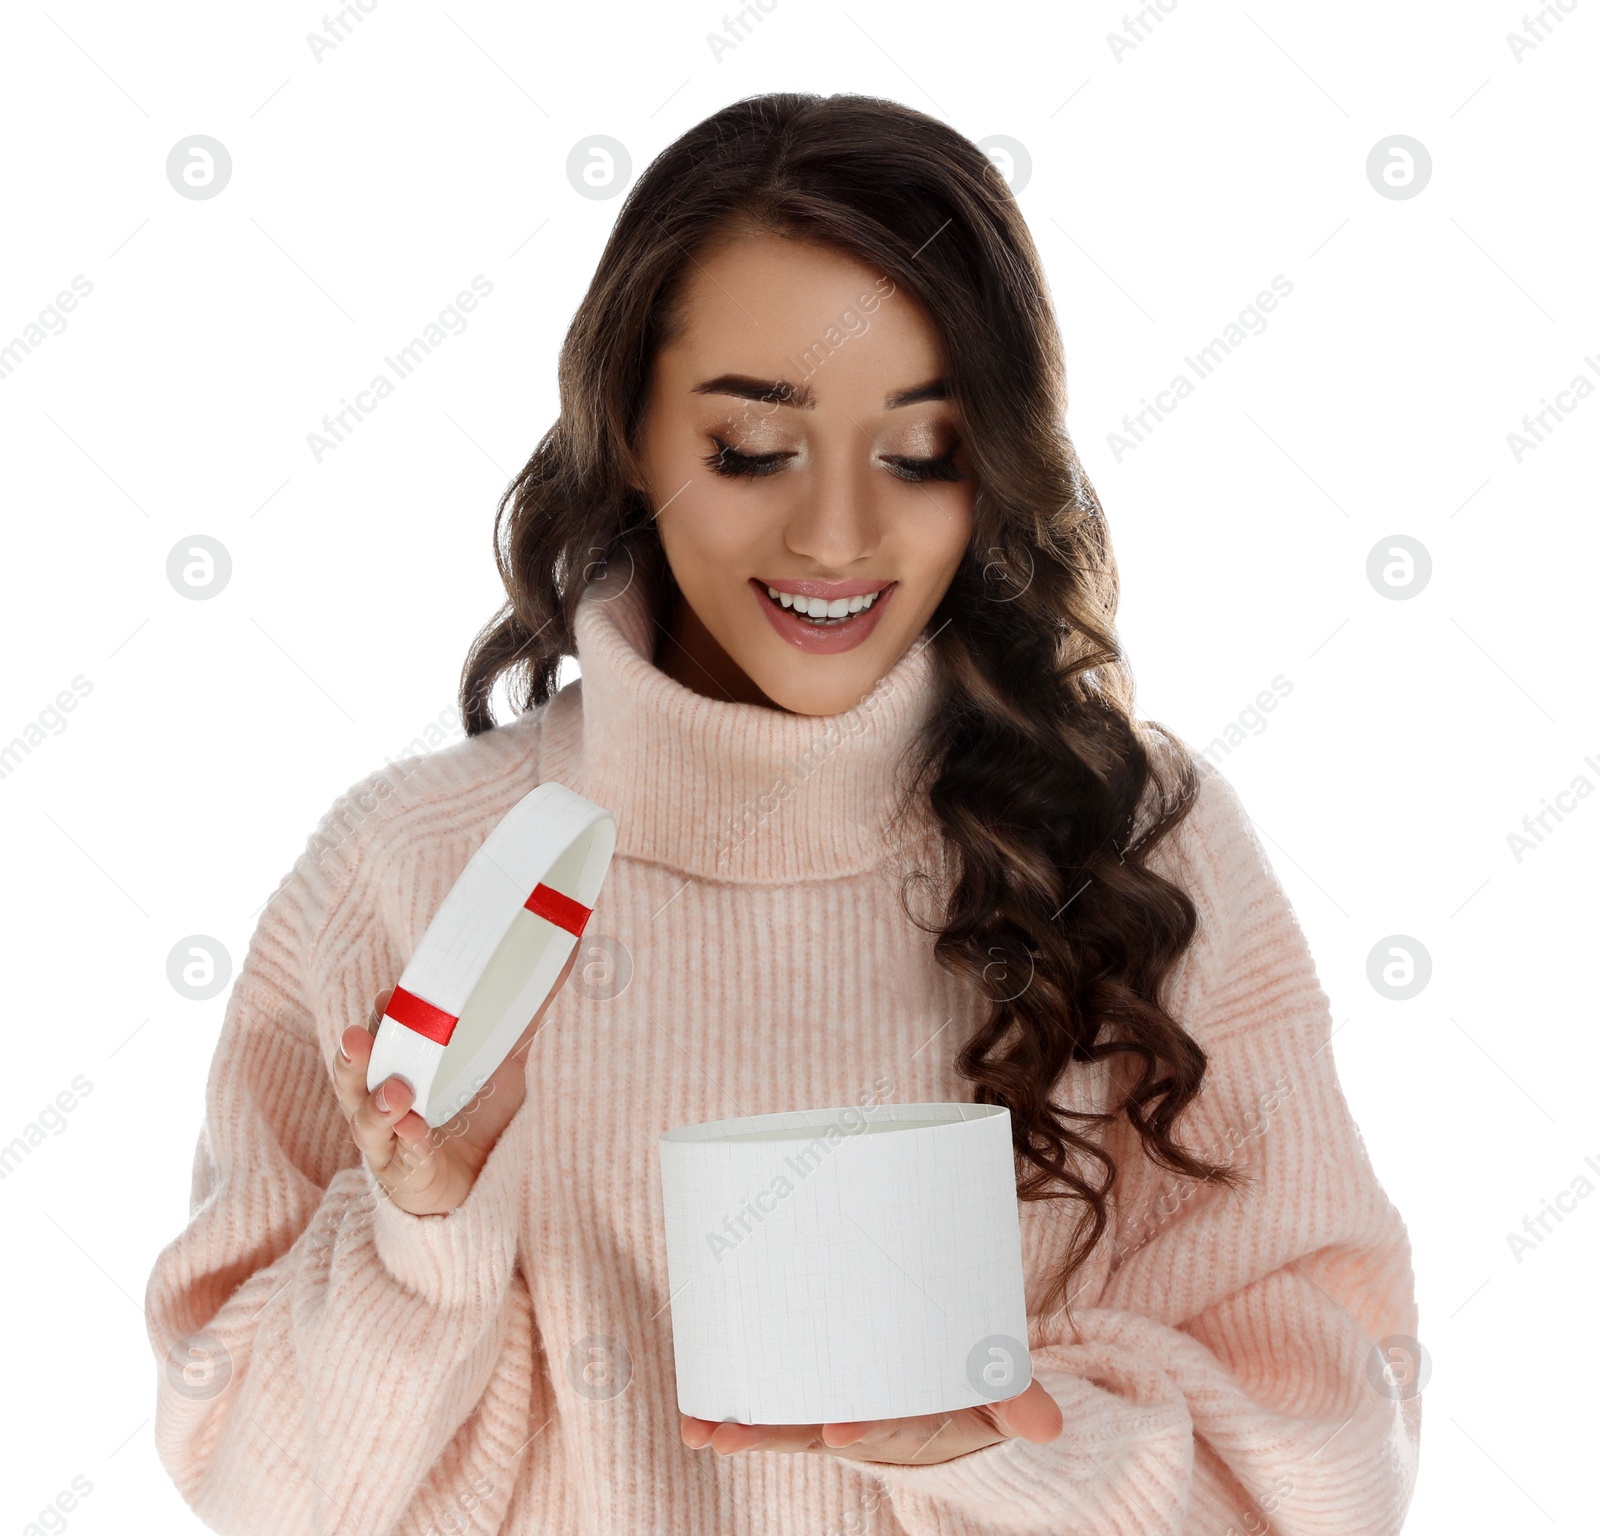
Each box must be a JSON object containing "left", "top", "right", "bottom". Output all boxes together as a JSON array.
[{"left": 1, "top": 2, "right": 1594, "bottom": 1532}]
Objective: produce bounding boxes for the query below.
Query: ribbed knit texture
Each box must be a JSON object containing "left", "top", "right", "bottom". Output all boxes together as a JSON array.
[{"left": 145, "top": 559, "right": 1420, "bottom": 1535}]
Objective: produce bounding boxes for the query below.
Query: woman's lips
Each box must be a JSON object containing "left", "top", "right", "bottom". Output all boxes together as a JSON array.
[{"left": 749, "top": 578, "right": 896, "bottom": 655}]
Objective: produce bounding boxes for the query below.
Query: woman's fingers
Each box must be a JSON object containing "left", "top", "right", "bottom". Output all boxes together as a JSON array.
[
  {"left": 704, "top": 1420, "right": 821, "bottom": 1455},
  {"left": 680, "top": 1415, "right": 715, "bottom": 1450},
  {"left": 331, "top": 989, "right": 432, "bottom": 1188},
  {"left": 987, "top": 1378, "right": 1063, "bottom": 1443},
  {"left": 331, "top": 987, "right": 393, "bottom": 1102},
  {"left": 332, "top": 1020, "right": 376, "bottom": 1117},
  {"left": 820, "top": 1420, "right": 872, "bottom": 1447},
  {"left": 350, "top": 1073, "right": 414, "bottom": 1173},
  {"left": 679, "top": 1399, "right": 1051, "bottom": 1465}
]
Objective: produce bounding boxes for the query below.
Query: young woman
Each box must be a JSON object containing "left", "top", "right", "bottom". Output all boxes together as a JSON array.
[{"left": 147, "top": 93, "right": 1420, "bottom": 1534}]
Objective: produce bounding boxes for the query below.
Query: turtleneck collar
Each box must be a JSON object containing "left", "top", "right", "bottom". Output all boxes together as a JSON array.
[{"left": 549, "top": 557, "right": 944, "bottom": 884}]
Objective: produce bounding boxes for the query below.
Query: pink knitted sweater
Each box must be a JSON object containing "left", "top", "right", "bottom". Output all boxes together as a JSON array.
[{"left": 146, "top": 563, "right": 1420, "bottom": 1535}]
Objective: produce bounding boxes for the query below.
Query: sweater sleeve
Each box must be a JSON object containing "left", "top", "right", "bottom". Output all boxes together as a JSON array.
[
  {"left": 144, "top": 768, "right": 543, "bottom": 1535},
  {"left": 871, "top": 760, "right": 1422, "bottom": 1536}
]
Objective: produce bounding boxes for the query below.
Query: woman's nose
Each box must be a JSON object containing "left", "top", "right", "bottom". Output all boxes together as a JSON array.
[{"left": 780, "top": 448, "right": 881, "bottom": 569}]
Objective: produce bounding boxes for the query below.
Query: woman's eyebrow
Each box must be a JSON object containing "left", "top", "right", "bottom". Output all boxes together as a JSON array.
[{"left": 690, "top": 374, "right": 948, "bottom": 410}]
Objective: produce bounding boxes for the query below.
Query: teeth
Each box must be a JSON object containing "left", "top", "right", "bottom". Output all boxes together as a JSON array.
[{"left": 766, "top": 585, "right": 883, "bottom": 620}]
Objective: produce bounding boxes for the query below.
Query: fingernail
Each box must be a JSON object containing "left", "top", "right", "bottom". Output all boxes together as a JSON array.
[
  {"left": 338, "top": 1039, "right": 351, "bottom": 1063},
  {"left": 375, "top": 1084, "right": 390, "bottom": 1112}
]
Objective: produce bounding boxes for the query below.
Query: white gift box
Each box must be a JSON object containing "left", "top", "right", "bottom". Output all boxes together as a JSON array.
[
  {"left": 659, "top": 1102, "right": 1032, "bottom": 1425},
  {"left": 366, "top": 780, "right": 616, "bottom": 1126}
]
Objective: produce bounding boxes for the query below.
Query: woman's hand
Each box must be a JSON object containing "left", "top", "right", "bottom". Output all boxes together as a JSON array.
[
  {"left": 330, "top": 945, "right": 577, "bottom": 1216},
  {"left": 679, "top": 1377, "right": 1063, "bottom": 1465}
]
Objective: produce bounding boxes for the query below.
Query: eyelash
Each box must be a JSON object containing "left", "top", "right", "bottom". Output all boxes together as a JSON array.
[{"left": 701, "top": 438, "right": 966, "bottom": 483}]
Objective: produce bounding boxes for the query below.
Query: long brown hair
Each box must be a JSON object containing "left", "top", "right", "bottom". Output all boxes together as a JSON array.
[{"left": 459, "top": 91, "right": 1245, "bottom": 1324}]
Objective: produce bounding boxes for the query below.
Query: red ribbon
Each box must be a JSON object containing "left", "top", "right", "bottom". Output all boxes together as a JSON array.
[
  {"left": 524, "top": 880, "right": 593, "bottom": 937},
  {"left": 386, "top": 881, "right": 592, "bottom": 1048},
  {"left": 384, "top": 985, "right": 458, "bottom": 1047}
]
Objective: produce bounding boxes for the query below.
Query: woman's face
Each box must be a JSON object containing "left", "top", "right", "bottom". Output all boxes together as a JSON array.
[{"left": 631, "top": 230, "right": 976, "bottom": 714}]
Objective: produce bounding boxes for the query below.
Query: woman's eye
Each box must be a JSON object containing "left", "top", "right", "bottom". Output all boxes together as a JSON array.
[
  {"left": 702, "top": 439, "right": 792, "bottom": 478},
  {"left": 882, "top": 453, "right": 965, "bottom": 484}
]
